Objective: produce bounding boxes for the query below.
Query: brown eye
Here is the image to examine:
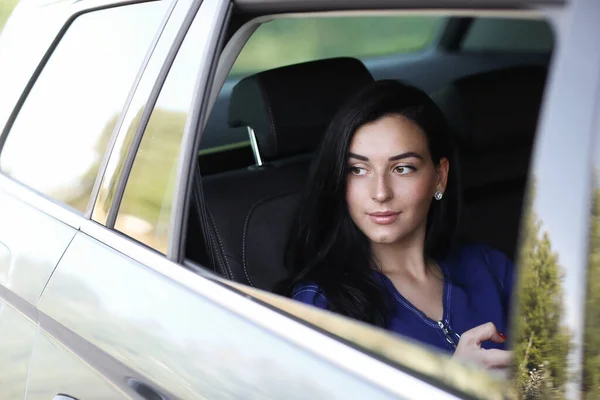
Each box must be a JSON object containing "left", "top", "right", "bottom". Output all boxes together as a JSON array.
[
  {"left": 394, "top": 166, "right": 414, "bottom": 175},
  {"left": 349, "top": 166, "right": 367, "bottom": 176}
]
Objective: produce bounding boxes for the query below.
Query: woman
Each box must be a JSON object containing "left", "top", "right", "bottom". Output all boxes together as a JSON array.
[{"left": 282, "top": 80, "right": 514, "bottom": 369}]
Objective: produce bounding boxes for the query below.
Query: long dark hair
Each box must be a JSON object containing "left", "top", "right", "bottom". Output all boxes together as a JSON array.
[{"left": 281, "top": 80, "right": 461, "bottom": 327}]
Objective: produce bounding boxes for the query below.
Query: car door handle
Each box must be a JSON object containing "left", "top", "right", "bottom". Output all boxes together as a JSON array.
[
  {"left": 128, "top": 378, "right": 169, "bottom": 400},
  {"left": 54, "top": 395, "right": 79, "bottom": 400}
]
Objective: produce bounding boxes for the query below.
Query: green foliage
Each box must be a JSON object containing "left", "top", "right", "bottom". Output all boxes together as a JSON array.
[
  {"left": 513, "top": 183, "right": 571, "bottom": 399},
  {"left": 582, "top": 187, "right": 600, "bottom": 399},
  {"left": 231, "top": 16, "right": 442, "bottom": 75}
]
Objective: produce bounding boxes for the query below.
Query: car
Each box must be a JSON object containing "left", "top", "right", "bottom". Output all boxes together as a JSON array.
[{"left": 0, "top": 0, "right": 597, "bottom": 399}]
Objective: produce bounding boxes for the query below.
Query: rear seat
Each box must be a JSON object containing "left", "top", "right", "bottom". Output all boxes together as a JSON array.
[
  {"left": 198, "top": 57, "right": 374, "bottom": 290},
  {"left": 192, "top": 61, "right": 545, "bottom": 288},
  {"left": 433, "top": 66, "right": 547, "bottom": 259}
]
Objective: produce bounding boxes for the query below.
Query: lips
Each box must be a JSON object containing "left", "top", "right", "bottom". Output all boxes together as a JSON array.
[{"left": 368, "top": 211, "right": 400, "bottom": 225}]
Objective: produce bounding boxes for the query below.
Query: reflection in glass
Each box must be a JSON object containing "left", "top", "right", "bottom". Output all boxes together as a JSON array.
[
  {"left": 582, "top": 177, "right": 600, "bottom": 399},
  {"left": 0, "top": 2, "right": 167, "bottom": 212},
  {"left": 91, "top": 0, "right": 193, "bottom": 225},
  {"left": 513, "top": 183, "right": 572, "bottom": 399},
  {"left": 115, "top": 10, "right": 206, "bottom": 253}
]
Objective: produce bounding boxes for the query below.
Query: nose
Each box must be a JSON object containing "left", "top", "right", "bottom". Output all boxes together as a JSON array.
[{"left": 372, "top": 174, "right": 393, "bottom": 203}]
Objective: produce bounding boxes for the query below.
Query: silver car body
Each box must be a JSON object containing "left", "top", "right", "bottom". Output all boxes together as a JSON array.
[{"left": 1, "top": 0, "right": 598, "bottom": 398}]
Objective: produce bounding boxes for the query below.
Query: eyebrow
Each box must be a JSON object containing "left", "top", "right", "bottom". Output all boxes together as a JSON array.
[{"left": 348, "top": 151, "right": 423, "bottom": 162}]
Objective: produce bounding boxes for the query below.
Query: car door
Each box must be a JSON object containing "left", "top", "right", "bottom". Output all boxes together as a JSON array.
[
  {"left": 27, "top": 0, "right": 473, "bottom": 399},
  {"left": 0, "top": 0, "right": 176, "bottom": 399},
  {"left": 0, "top": 1, "right": 170, "bottom": 399},
  {"left": 0, "top": 183, "right": 76, "bottom": 399}
]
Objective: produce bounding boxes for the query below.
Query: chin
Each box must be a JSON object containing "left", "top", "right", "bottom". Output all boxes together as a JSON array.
[{"left": 366, "top": 230, "right": 402, "bottom": 244}]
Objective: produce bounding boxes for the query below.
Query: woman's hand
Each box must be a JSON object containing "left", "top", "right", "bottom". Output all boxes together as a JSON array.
[{"left": 452, "top": 322, "right": 512, "bottom": 370}]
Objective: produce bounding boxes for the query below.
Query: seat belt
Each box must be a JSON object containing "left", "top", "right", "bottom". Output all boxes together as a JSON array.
[{"left": 192, "top": 162, "right": 228, "bottom": 277}]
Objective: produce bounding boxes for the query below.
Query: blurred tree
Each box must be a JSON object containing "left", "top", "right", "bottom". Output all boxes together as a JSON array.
[
  {"left": 514, "top": 183, "right": 571, "bottom": 399},
  {"left": 582, "top": 187, "right": 600, "bottom": 399}
]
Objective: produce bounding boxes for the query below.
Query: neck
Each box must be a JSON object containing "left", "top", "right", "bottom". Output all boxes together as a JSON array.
[{"left": 371, "top": 227, "right": 432, "bottom": 281}]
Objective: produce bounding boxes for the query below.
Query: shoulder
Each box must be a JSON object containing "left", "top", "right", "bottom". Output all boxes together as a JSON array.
[
  {"left": 446, "top": 243, "right": 513, "bottom": 266},
  {"left": 292, "top": 283, "right": 329, "bottom": 309},
  {"left": 444, "top": 243, "right": 515, "bottom": 291}
]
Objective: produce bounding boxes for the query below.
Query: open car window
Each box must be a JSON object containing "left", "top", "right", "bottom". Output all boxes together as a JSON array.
[{"left": 178, "top": 9, "right": 563, "bottom": 400}]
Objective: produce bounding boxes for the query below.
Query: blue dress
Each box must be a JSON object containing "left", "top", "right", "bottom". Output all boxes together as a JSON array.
[{"left": 292, "top": 243, "right": 515, "bottom": 354}]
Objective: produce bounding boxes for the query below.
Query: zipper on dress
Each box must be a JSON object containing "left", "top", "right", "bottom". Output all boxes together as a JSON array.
[{"left": 437, "top": 320, "right": 461, "bottom": 349}]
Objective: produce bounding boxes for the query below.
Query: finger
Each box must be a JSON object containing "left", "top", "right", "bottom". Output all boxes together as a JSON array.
[
  {"left": 480, "top": 349, "right": 513, "bottom": 369},
  {"left": 463, "top": 322, "right": 505, "bottom": 345}
]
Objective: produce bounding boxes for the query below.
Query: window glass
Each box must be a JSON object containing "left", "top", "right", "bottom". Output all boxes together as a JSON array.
[
  {"left": 115, "top": 7, "right": 208, "bottom": 253},
  {"left": 462, "top": 18, "right": 553, "bottom": 52},
  {"left": 230, "top": 16, "right": 444, "bottom": 76},
  {"left": 0, "top": 2, "right": 167, "bottom": 212}
]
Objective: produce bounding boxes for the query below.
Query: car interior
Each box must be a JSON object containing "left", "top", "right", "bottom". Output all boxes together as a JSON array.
[{"left": 183, "top": 12, "right": 552, "bottom": 295}]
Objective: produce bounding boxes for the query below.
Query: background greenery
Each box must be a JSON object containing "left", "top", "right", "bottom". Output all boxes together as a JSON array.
[
  {"left": 230, "top": 16, "right": 442, "bottom": 75},
  {"left": 513, "top": 183, "right": 571, "bottom": 399}
]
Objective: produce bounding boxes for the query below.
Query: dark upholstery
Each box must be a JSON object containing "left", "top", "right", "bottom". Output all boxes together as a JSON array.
[
  {"left": 202, "top": 158, "right": 306, "bottom": 289},
  {"left": 432, "top": 66, "right": 547, "bottom": 259},
  {"left": 194, "top": 62, "right": 546, "bottom": 288},
  {"left": 434, "top": 66, "right": 547, "bottom": 154},
  {"left": 228, "top": 57, "right": 374, "bottom": 162},
  {"left": 202, "top": 58, "right": 374, "bottom": 290}
]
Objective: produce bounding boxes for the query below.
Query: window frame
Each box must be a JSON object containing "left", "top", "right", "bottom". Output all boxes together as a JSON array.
[
  {"left": 101, "top": 0, "right": 206, "bottom": 231},
  {"left": 172, "top": 2, "right": 585, "bottom": 399},
  {"left": 107, "top": 0, "right": 231, "bottom": 254}
]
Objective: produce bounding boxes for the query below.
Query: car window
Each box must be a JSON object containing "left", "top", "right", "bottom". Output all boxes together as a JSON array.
[
  {"left": 198, "top": 15, "right": 444, "bottom": 172},
  {"left": 0, "top": 2, "right": 168, "bottom": 212},
  {"left": 115, "top": 5, "right": 211, "bottom": 253},
  {"left": 230, "top": 16, "right": 444, "bottom": 76},
  {"left": 190, "top": 12, "right": 558, "bottom": 399},
  {"left": 461, "top": 17, "right": 553, "bottom": 52}
]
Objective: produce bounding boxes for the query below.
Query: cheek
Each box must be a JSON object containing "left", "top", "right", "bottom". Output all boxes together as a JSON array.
[
  {"left": 346, "top": 178, "right": 366, "bottom": 215},
  {"left": 395, "top": 175, "right": 435, "bottom": 205}
]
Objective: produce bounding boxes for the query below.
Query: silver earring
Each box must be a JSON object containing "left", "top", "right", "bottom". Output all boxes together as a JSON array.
[{"left": 434, "top": 191, "right": 443, "bottom": 201}]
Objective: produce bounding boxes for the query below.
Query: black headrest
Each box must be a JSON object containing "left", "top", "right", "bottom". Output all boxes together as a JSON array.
[
  {"left": 432, "top": 66, "right": 547, "bottom": 154},
  {"left": 228, "top": 57, "right": 374, "bottom": 161}
]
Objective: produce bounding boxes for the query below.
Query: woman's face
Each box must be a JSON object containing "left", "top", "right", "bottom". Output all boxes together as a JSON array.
[{"left": 346, "top": 114, "right": 449, "bottom": 246}]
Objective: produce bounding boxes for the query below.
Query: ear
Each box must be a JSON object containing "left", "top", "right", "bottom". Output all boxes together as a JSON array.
[{"left": 436, "top": 158, "right": 450, "bottom": 194}]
